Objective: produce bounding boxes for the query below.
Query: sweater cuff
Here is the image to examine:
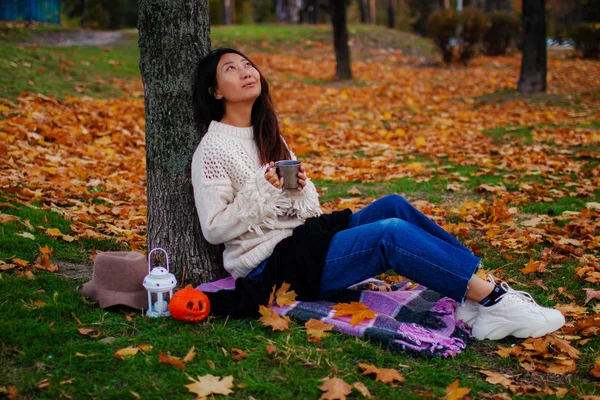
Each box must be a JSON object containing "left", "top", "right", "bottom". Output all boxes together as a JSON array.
[
  {"left": 237, "top": 164, "right": 290, "bottom": 234},
  {"left": 285, "top": 179, "right": 322, "bottom": 219}
]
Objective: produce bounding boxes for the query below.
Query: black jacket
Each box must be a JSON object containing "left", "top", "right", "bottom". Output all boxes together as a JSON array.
[{"left": 205, "top": 209, "right": 352, "bottom": 317}]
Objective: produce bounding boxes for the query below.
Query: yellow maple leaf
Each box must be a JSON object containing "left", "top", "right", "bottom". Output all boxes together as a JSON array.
[
  {"left": 275, "top": 282, "right": 297, "bottom": 307},
  {"left": 331, "top": 302, "right": 377, "bottom": 326},
  {"left": 46, "top": 228, "right": 63, "bottom": 238},
  {"left": 185, "top": 374, "right": 234, "bottom": 397},
  {"left": 520, "top": 258, "right": 539, "bottom": 274}
]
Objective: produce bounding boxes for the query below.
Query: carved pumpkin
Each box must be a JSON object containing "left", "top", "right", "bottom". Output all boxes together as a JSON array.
[{"left": 168, "top": 285, "right": 210, "bottom": 322}]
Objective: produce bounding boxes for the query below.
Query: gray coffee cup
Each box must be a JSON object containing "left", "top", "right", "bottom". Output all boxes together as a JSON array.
[{"left": 275, "top": 160, "right": 301, "bottom": 190}]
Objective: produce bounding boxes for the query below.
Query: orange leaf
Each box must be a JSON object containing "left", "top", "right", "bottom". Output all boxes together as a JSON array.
[
  {"left": 331, "top": 302, "right": 377, "bottom": 326},
  {"left": 114, "top": 347, "right": 140, "bottom": 360},
  {"left": 12, "top": 258, "right": 29, "bottom": 267},
  {"left": 358, "top": 363, "right": 404, "bottom": 385},
  {"left": 520, "top": 258, "right": 539, "bottom": 274},
  {"left": 77, "top": 328, "right": 100, "bottom": 338},
  {"left": 46, "top": 228, "right": 63, "bottom": 238},
  {"left": 230, "top": 347, "right": 248, "bottom": 361},
  {"left": 318, "top": 377, "right": 352, "bottom": 400},
  {"left": 352, "top": 382, "right": 372, "bottom": 399},
  {"left": 159, "top": 352, "right": 185, "bottom": 371},
  {"left": 444, "top": 380, "right": 471, "bottom": 400},
  {"left": 479, "top": 370, "right": 512, "bottom": 387},
  {"left": 183, "top": 346, "right": 196, "bottom": 363},
  {"left": 258, "top": 305, "right": 291, "bottom": 331}
]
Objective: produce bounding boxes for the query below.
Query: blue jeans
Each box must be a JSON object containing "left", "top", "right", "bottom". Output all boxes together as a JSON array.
[{"left": 317, "top": 195, "right": 480, "bottom": 302}]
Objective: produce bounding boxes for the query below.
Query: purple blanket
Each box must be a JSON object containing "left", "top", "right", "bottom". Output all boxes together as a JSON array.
[{"left": 198, "top": 278, "right": 471, "bottom": 357}]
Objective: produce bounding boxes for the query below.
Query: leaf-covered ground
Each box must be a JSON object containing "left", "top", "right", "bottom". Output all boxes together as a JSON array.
[{"left": 1, "top": 24, "right": 599, "bottom": 399}]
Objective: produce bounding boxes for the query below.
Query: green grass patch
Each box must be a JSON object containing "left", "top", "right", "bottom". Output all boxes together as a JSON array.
[
  {"left": 519, "top": 190, "right": 600, "bottom": 215},
  {"left": 0, "top": 32, "right": 140, "bottom": 100},
  {"left": 482, "top": 126, "right": 533, "bottom": 145},
  {"left": 0, "top": 198, "right": 124, "bottom": 263}
]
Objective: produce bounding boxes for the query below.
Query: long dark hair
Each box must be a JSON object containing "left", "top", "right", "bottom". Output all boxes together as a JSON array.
[{"left": 194, "top": 48, "right": 291, "bottom": 164}]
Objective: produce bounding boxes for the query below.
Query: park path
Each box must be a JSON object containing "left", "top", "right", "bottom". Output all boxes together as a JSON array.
[{"left": 23, "top": 29, "right": 135, "bottom": 47}]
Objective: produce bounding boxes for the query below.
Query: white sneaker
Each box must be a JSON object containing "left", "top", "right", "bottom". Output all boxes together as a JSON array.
[
  {"left": 471, "top": 282, "right": 566, "bottom": 340},
  {"left": 455, "top": 299, "right": 480, "bottom": 328},
  {"left": 455, "top": 274, "right": 497, "bottom": 327}
]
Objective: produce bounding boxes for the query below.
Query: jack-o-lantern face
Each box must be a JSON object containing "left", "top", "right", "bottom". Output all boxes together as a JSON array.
[{"left": 168, "top": 285, "right": 210, "bottom": 322}]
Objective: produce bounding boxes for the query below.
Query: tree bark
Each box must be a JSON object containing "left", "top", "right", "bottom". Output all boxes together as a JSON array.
[
  {"left": 387, "top": 0, "right": 396, "bottom": 28},
  {"left": 517, "top": 0, "right": 547, "bottom": 93},
  {"left": 369, "top": 0, "right": 376, "bottom": 23},
  {"left": 330, "top": 0, "right": 352, "bottom": 80},
  {"left": 139, "top": 0, "right": 226, "bottom": 285},
  {"left": 358, "top": 0, "right": 368, "bottom": 23},
  {"left": 223, "top": 0, "right": 235, "bottom": 24}
]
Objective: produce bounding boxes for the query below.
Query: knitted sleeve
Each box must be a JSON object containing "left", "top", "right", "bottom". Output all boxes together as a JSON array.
[
  {"left": 281, "top": 142, "right": 322, "bottom": 219},
  {"left": 191, "top": 136, "right": 290, "bottom": 244}
]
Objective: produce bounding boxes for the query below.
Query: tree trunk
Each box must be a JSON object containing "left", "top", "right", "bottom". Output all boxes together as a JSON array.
[
  {"left": 369, "top": 0, "right": 376, "bottom": 23},
  {"left": 330, "top": 0, "right": 352, "bottom": 80},
  {"left": 358, "top": 0, "right": 368, "bottom": 23},
  {"left": 276, "top": 0, "right": 299, "bottom": 22},
  {"left": 223, "top": 0, "right": 235, "bottom": 24},
  {"left": 387, "top": 0, "right": 396, "bottom": 28},
  {"left": 517, "top": 0, "right": 547, "bottom": 93},
  {"left": 486, "top": 0, "right": 511, "bottom": 11},
  {"left": 139, "top": 0, "right": 226, "bottom": 285}
]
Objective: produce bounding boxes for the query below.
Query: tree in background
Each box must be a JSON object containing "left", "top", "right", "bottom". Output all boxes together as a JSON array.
[
  {"left": 330, "top": 0, "right": 352, "bottom": 80},
  {"left": 139, "top": 0, "right": 225, "bottom": 285},
  {"left": 517, "top": 0, "right": 546, "bottom": 93},
  {"left": 223, "top": 0, "right": 235, "bottom": 24}
]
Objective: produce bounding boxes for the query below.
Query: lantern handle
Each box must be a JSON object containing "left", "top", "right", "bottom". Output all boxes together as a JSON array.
[{"left": 148, "top": 248, "right": 169, "bottom": 273}]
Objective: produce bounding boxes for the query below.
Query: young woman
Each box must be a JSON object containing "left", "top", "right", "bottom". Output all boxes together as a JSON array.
[{"left": 191, "top": 48, "right": 565, "bottom": 341}]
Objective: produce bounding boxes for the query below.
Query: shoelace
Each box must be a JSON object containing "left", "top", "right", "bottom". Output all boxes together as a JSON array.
[{"left": 487, "top": 274, "right": 546, "bottom": 314}]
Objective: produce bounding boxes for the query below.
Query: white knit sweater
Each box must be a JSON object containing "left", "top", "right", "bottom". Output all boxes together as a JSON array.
[{"left": 191, "top": 121, "right": 322, "bottom": 279}]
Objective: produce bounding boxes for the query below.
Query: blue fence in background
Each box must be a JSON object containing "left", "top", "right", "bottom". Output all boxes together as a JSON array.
[{"left": 0, "top": 0, "right": 61, "bottom": 24}]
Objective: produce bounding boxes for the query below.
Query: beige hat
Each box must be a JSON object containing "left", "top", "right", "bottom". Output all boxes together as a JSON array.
[{"left": 80, "top": 251, "right": 148, "bottom": 310}]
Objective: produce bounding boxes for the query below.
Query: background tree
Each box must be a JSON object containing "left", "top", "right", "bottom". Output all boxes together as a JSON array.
[
  {"left": 517, "top": 0, "right": 547, "bottom": 93},
  {"left": 223, "top": 0, "right": 235, "bottom": 24},
  {"left": 139, "top": 0, "right": 225, "bottom": 284},
  {"left": 330, "top": 0, "right": 352, "bottom": 80},
  {"left": 387, "top": 0, "right": 396, "bottom": 28}
]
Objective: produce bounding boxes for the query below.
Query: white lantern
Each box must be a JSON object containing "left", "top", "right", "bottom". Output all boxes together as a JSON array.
[{"left": 143, "top": 248, "right": 177, "bottom": 317}]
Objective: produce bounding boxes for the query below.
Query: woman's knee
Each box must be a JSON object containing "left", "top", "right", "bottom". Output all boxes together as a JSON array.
[{"left": 378, "top": 194, "right": 409, "bottom": 208}]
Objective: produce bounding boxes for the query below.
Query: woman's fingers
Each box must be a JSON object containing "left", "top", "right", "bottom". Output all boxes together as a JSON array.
[{"left": 264, "top": 162, "right": 282, "bottom": 189}]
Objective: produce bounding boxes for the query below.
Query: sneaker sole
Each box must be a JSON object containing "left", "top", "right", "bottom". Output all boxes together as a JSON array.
[{"left": 472, "top": 315, "right": 565, "bottom": 341}]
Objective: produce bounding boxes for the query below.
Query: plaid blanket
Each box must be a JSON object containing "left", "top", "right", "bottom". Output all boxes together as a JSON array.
[{"left": 197, "top": 278, "right": 471, "bottom": 357}]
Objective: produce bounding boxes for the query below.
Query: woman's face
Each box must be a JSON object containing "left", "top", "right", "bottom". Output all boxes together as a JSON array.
[{"left": 213, "top": 53, "right": 261, "bottom": 105}]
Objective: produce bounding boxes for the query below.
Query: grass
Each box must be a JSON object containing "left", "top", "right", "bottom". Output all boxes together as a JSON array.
[
  {"left": 1, "top": 23, "right": 600, "bottom": 399},
  {"left": 3, "top": 272, "right": 597, "bottom": 399}
]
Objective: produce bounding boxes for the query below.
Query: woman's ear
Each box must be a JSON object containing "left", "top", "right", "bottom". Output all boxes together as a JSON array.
[{"left": 209, "top": 87, "right": 223, "bottom": 100}]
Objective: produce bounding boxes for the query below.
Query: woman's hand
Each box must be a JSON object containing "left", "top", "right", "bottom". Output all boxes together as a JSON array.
[
  {"left": 265, "top": 161, "right": 283, "bottom": 189},
  {"left": 297, "top": 165, "right": 307, "bottom": 191}
]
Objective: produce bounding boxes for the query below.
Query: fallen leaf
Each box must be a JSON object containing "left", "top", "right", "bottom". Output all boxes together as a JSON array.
[
  {"left": 230, "top": 347, "right": 248, "bottom": 361},
  {"left": 331, "top": 302, "right": 377, "bottom": 326},
  {"left": 275, "top": 282, "right": 297, "bottom": 306},
  {"left": 0, "top": 214, "right": 19, "bottom": 224},
  {"left": 77, "top": 328, "right": 100, "bottom": 338},
  {"left": 114, "top": 347, "right": 140, "bottom": 360},
  {"left": 589, "top": 358, "right": 600, "bottom": 379},
  {"left": 584, "top": 288, "right": 600, "bottom": 305},
  {"left": 36, "top": 379, "right": 51, "bottom": 390},
  {"left": 352, "top": 382, "right": 372, "bottom": 399},
  {"left": 358, "top": 363, "right": 404, "bottom": 385},
  {"left": 183, "top": 346, "right": 196, "bottom": 363},
  {"left": 265, "top": 345, "right": 278, "bottom": 355},
  {"left": 305, "top": 318, "right": 333, "bottom": 343},
  {"left": 479, "top": 370, "right": 512, "bottom": 387},
  {"left": 12, "top": 258, "right": 29, "bottom": 267},
  {"left": 258, "top": 305, "right": 291, "bottom": 331},
  {"left": 159, "top": 352, "right": 185, "bottom": 371},
  {"left": 185, "top": 374, "right": 234, "bottom": 397},
  {"left": 16, "top": 231, "right": 35, "bottom": 240},
  {"left": 445, "top": 380, "right": 471, "bottom": 400},
  {"left": 318, "top": 377, "right": 352, "bottom": 400},
  {"left": 520, "top": 258, "right": 540, "bottom": 274}
]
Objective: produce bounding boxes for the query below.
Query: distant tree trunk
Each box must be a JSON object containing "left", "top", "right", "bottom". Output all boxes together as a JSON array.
[
  {"left": 387, "top": 0, "right": 396, "bottom": 28},
  {"left": 330, "top": 0, "right": 352, "bottom": 80},
  {"left": 517, "top": 0, "right": 547, "bottom": 93},
  {"left": 443, "top": 0, "right": 451, "bottom": 9},
  {"left": 139, "top": 0, "right": 226, "bottom": 285},
  {"left": 486, "top": 0, "right": 511, "bottom": 11},
  {"left": 277, "top": 0, "right": 300, "bottom": 22},
  {"left": 306, "top": 0, "right": 318, "bottom": 23},
  {"left": 223, "top": 0, "right": 235, "bottom": 24},
  {"left": 369, "top": 0, "right": 376, "bottom": 23},
  {"left": 358, "top": 0, "right": 368, "bottom": 22}
]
